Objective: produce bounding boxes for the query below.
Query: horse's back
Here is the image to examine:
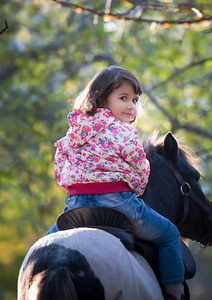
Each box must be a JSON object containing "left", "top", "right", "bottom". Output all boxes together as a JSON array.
[{"left": 18, "top": 228, "right": 163, "bottom": 300}]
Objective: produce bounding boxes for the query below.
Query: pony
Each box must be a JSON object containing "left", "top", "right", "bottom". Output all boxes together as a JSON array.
[{"left": 18, "top": 132, "right": 212, "bottom": 300}]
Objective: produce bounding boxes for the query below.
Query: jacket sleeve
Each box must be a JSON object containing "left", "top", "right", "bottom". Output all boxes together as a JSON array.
[
  {"left": 119, "top": 128, "right": 150, "bottom": 196},
  {"left": 54, "top": 137, "right": 67, "bottom": 188}
]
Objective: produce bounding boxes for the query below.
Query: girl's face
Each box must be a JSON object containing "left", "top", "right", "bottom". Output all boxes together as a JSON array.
[{"left": 105, "top": 81, "right": 139, "bottom": 124}]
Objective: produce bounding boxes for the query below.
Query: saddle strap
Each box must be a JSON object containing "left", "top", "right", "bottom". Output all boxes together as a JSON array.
[{"left": 182, "top": 280, "right": 190, "bottom": 300}]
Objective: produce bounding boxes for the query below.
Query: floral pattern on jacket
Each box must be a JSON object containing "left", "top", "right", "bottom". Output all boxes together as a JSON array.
[{"left": 54, "top": 108, "right": 150, "bottom": 197}]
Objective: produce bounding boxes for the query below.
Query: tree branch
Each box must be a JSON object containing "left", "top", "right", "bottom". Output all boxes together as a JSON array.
[
  {"left": 143, "top": 88, "right": 176, "bottom": 122},
  {"left": 146, "top": 57, "right": 212, "bottom": 92},
  {"left": 0, "top": 64, "right": 18, "bottom": 81},
  {"left": 0, "top": 20, "right": 9, "bottom": 35},
  {"left": 174, "top": 122, "right": 212, "bottom": 139},
  {"left": 143, "top": 88, "right": 212, "bottom": 139},
  {"left": 52, "top": 1, "right": 212, "bottom": 25}
]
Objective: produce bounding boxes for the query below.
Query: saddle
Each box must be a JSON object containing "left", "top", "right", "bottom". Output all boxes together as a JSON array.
[{"left": 56, "top": 206, "right": 196, "bottom": 299}]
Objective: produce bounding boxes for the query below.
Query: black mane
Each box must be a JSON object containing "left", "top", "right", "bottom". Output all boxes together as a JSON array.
[{"left": 142, "top": 131, "right": 200, "bottom": 172}]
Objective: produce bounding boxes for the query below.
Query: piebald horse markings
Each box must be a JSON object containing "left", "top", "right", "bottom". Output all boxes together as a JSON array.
[{"left": 19, "top": 228, "right": 162, "bottom": 300}]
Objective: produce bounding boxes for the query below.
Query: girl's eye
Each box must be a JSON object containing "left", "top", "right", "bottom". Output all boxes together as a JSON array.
[
  {"left": 120, "top": 96, "right": 127, "bottom": 101},
  {"left": 132, "top": 98, "right": 139, "bottom": 104}
]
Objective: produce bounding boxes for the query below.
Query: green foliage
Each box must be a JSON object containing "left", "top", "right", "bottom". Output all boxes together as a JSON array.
[{"left": 0, "top": 1, "right": 212, "bottom": 299}]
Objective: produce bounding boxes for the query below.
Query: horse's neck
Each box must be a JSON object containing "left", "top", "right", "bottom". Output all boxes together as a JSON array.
[
  {"left": 142, "top": 157, "right": 182, "bottom": 223},
  {"left": 142, "top": 190, "right": 174, "bottom": 221}
]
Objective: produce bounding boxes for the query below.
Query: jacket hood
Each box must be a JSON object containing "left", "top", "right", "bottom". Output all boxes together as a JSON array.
[{"left": 66, "top": 108, "right": 115, "bottom": 148}]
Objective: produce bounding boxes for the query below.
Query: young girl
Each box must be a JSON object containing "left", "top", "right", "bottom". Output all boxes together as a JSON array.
[{"left": 48, "top": 66, "right": 184, "bottom": 300}]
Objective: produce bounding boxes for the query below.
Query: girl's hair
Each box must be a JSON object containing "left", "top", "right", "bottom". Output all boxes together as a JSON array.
[{"left": 73, "top": 66, "right": 143, "bottom": 116}]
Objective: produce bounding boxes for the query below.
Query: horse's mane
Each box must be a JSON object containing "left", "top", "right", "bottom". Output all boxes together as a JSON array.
[{"left": 142, "top": 131, "right": 200, "bottom": 172}]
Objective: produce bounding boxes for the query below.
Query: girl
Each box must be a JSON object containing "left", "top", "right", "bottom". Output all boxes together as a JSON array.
[{"left": 48, "top": 66, "right": 184, "bottom": 300}]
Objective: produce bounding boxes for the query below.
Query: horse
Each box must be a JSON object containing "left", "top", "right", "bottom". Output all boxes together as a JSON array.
[{"left": 18, "top": 132, "right": 212, "bottom": 300}]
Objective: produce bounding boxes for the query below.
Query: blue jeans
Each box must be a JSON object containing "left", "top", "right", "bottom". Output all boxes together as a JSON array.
[{"left": 47, "top": 192, "right": 184, "bottom": 286}]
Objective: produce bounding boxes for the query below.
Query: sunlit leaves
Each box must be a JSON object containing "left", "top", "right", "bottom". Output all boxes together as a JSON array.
[{"left": 0, "top": 1, "right": 212, "bottom": 299}]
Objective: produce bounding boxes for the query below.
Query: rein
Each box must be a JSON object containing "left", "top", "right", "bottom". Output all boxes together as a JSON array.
[{"left": 162, "top": 157, "right": 212, "bottom": 246}]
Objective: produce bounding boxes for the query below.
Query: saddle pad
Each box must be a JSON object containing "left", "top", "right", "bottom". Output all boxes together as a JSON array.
[{"left": 56, "top": 206, "right": 134, "bottom": 250}]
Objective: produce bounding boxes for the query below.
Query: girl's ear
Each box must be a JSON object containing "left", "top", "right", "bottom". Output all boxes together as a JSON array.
[{"left": 164, "top": 132, "right": 179, "bottom": 164}]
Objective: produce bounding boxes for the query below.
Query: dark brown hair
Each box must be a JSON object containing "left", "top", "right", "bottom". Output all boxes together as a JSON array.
[{"left": 73, "top": 66, "right": 143, "bottom": 116}]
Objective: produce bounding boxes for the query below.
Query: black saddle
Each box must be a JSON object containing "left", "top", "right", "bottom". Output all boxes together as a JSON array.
[
  {"left": 57, "top": 206, "right": 134, "bottom": 250},
  {"left": 56, "top": 206, "right": 196, "bottom": 298}
]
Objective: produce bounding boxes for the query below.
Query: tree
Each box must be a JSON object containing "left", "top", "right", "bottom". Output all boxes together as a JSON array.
[{"left": 0, "top": 1, "right": 211, "bottom": 299}]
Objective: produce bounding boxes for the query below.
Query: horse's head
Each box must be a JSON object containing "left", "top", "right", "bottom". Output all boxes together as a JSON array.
[{"left": 143, "top": 131, "right": 212, "bottom": 247}]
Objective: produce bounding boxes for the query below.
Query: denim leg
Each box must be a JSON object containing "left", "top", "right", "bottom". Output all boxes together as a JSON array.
[{"left": 134, "top": 199, "right": 184, "bottom": 285}]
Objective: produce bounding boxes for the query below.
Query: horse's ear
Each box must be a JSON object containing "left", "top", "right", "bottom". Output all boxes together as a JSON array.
[{"left": 164, "top": 132, "right": 179, "bottom": 164}]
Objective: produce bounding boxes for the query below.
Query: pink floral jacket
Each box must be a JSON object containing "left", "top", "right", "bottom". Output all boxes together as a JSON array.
[{"left": 54, "top": 108, "right": 150, "bottom": 197}]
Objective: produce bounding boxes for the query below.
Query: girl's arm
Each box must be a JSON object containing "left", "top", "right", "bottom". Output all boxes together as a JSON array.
[
  {"left": 54, "top": 138, "right": 67, "bottom": 188},
  {"left": 119, "top": 129, "right": 150, "bottom": 196}
]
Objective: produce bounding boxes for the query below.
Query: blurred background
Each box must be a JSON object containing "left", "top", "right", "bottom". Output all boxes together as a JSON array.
[{"left": 0, "top": 0, "right": 212, "bottom": 299}]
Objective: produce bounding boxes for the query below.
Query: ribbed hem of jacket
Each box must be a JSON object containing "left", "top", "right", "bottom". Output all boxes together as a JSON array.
[{"left": 66, "top": 181, "right": 131, "bottom": 195}]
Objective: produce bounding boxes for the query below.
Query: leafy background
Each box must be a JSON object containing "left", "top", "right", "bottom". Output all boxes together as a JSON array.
[{"left": 0, "top": 1, "right": 212, "bottom": 299}]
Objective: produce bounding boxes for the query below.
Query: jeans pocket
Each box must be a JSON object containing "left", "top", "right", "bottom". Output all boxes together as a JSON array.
[
  {"left": 64, "top": 195, "right": 78, "bottom": 208},
  {"left": 64, "top": 195, "right": 70, "bottom": 205}
]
